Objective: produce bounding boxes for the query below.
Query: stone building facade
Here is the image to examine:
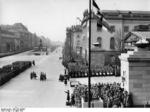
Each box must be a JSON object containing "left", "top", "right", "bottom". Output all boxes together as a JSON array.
[
  {"left": 0, "top": 23, "right": 49, "bottom": 53},
  {"left": 0, "top": 29, "right": 20, "bottom": 53},
  {"left": 81, "top": 10, "right": 150, "bottom": 67},
  {"left": 120, "top": 47, "right": 150, "bottom": 106}
]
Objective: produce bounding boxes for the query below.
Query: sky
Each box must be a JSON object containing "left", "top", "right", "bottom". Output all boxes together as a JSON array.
[{"left": 0, "top": 0, "right": 150, "bottom": 42}]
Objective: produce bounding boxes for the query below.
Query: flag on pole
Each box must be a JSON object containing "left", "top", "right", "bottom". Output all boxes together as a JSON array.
[
  {"left": 102, "top": 18, "right": 112, "bottom": 32},
  {"left": 97, "top": 10, "right": 112, "bottom": 32},
  {"left": 92, "top": 0, "right": 100, "bottom": 10},
  {"left": 97, "top": 12, "right": 103, "bottom": 29},
  {"left": 92, "top": 0, "right": 112, "bottom": 33},
  {"left": 92, "top": 0, "right": 103, "bottom": 29}
]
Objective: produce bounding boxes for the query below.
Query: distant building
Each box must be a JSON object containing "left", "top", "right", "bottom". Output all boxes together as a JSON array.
[
  {"left": 0, "top": 23, "right": 49, "bottom": 53},
  {"left": 0, "top": 28, "right": 20, "bottom": 53}
]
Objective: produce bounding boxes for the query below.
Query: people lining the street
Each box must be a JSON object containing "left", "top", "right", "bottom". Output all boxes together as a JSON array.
[
  {"left": 71, "top": 82, "right": 133, "bottom": 108},
  {"left": 69, "top": 70, "right": 115, "bottom": 78},
  {"left": 68, "top": 65, "right": 120, "bottom": 78}
]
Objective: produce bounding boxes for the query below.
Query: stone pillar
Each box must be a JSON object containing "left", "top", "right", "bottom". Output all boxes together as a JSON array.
[
  {"left": 119, "top": 51, "right": 134, "bottom": 92},
  {"left": 120, "top": 48, "right": 150, "bottom": 106},
  {"left": 128, "top": 50, "right": 150, "bottom": 106}
]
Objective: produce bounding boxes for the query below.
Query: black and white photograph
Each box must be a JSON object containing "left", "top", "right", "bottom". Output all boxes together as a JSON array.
[{"left": 0, "top": 0, "right": 150, "bottom": 111}]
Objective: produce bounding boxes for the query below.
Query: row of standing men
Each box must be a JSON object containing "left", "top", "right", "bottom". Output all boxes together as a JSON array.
[{"left": 68, "top": 70, "right": 120, "bottom": 78}]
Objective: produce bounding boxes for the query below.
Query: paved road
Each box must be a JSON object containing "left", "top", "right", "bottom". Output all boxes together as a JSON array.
[{"left": 0, "top": 48, "right": 69, "bottom": 107}]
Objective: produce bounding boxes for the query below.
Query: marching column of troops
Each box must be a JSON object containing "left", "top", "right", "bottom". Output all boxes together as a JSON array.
[{"left": 0, "top": 61, "right": 32, "bottom": 86}]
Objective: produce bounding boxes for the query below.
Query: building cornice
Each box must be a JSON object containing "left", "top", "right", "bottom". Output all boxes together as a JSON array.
[
  {"left": 105, "top": 17, "right": 150, "bottom": 21},
  {"left": 81, "top": 10, "right": 150, "bottom": 25}
]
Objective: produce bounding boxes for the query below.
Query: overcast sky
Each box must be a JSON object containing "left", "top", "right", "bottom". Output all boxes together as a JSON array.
[{"left": 0, "top": 0, "right": 150, "bottom": 42}]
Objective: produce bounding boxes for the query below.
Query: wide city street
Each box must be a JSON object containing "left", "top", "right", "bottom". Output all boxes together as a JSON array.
[{"left": 0, "top": 47, "right": 70, "bottom": 107}]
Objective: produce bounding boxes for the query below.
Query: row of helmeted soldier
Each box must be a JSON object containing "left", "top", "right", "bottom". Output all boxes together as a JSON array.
[
  {"left": 30, "top": 71, "right": 47, "bottom": 81},
  {"left": 71, "top": 83, "right": 133, "bottom": 108},
  {"left": 69, "top": 70, "right": 119, "bottom": 78}
]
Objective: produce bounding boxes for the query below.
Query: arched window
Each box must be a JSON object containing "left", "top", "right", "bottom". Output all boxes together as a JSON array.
[
  {"left": 97, "top": 37, "right": 102, "bottom": 48},
  {"left": 110, "top": 37, "right": 115, "bottom": 49}
]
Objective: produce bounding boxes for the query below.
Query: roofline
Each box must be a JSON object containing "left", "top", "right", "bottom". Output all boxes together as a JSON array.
[
  {"left": 81, "top": 10, "right": 150, "bottom": 25},
  {"left": 104, "top": 17, "right": 150, "bottom": 21},
  {"left": 124, "top": 31, "right": 150, "bottom": 42},
  {"left": 102, "top": 10, "right": 150, "bottom": 14}
]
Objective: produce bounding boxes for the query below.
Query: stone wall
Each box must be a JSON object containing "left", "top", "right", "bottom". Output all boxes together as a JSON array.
[
  {"left": 128, "top": 51, "right": 150, "bottom": 106},
  {"left": 91, "top": 50, "right": 120, "bottom": 67}
]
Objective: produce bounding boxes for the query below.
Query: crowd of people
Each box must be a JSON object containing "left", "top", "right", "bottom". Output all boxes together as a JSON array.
[{"left": 70, "top": 82, "right": 133, "bottom": 108}]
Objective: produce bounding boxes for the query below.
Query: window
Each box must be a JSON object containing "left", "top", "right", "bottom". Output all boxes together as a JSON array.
[
  {"left": 77, "top": 40, "right": 80, "bottom": 46},
  {"left": 77, "top": 35, "right": 80, "bottom": 38},
  {"left": 97, "top": 37, "right": 102, "bottom": 48},
  {"left": 110, "top": 25, "right": 115, "bottom": 32},
  {"left": 110, "top": 37, "right": 115, "bottom": 49},
  {"left": 124, "top": 26, "right": 129, "bottom": 32}
]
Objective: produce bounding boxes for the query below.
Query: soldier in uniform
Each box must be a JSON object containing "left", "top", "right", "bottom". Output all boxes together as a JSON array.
[
  {"left": 40, "top": 72, "right": 46, "bottom": 81},
  {"left": 71, "top": 94, "right": 75, "bottom": 106},
  {"left": 65, "top": 90, "right": 70, "bottom": 105},
  {"left": 64, "top": 76, "right": 67, "bottom": 85}
]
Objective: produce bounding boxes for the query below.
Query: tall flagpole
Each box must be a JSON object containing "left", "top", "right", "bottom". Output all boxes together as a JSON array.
[{"left": 88, "top": 0, "right": 91, "bottom": 108}]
